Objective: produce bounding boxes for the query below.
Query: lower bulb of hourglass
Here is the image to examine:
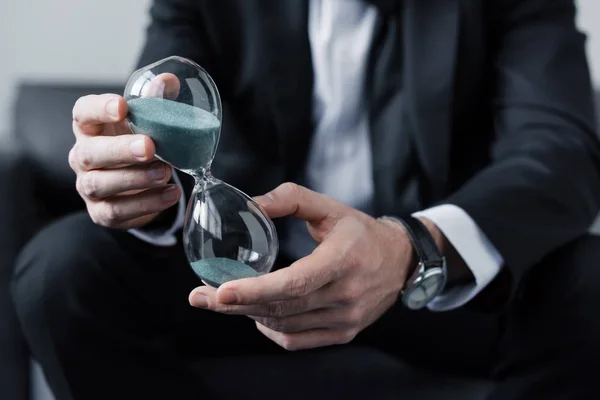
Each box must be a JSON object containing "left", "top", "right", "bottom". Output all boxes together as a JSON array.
[{"left": 183, "top": 177, "right": 279, "bottom": 287}]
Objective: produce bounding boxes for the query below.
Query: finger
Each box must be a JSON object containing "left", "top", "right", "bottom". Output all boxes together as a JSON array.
[
  {"left": 69, "top": 135, "right": 155, "bottom": 171},
  {"left": 141, "top": 73, "right": 181, "bottom": 100},
  {"left": 253, "top": 182, "right": 349, "bottom": 222},
  {"left": 255, "top": 322, "right": 356, "bottom": 351},
  {"left": 217, "top": 243, "right": 343, "bottom": 305},
  {"left": 189, "top": 287, "right": 325, "bottom": 317},
  {"left": 72, "top": 117, "right": 132, "bottom": 141},
  {"left": 113, "top": 119, "right": 134, "bottom": 136},
  {"left": 88, "top": 184, "right": 181, "bottom": 227},
  {"left": 73, "top": 94, "right": 127, "bottom": 127},
  {"left": 250, "top": 307, "right": 349, "bottom": 333},
  {"left": 77, "top": 162, "right": 172, "bottom": 199}
]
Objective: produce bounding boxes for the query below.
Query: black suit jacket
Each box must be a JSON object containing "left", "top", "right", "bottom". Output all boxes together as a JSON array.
[{"left": 137, "top": 0, "right": 600, "bottom": 311}]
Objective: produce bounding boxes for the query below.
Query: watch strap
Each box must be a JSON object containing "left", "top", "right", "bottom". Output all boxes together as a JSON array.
[{"left": 393, "top": 216, "right": 443, "bottom": 265}]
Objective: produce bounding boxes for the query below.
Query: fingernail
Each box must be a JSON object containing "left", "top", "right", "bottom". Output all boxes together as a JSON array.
[
  {"left": 162, "top": 185, "right": 179, "bottom": 202},
  {"left": 147, "top": 164, "right": 165, "bottom": 181},
  {"left": 219, "top": 288, "right": 239, "bottom": 304},
  {"left": 192, "top": 294, "right": 208, "bottom": 308},
  {"left": 254, "top": 193, "right": 273, "bottom": 207},
  {"left": 106, "top": 99, "right": 119, "bottom": 119},
  {"left": 130, "top": 139, "right": 146, "bottom": 158}
]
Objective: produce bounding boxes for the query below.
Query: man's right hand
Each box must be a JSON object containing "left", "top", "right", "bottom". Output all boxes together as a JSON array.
[{"left": 69, "top": 93, "right": 181, "bottom": 229}]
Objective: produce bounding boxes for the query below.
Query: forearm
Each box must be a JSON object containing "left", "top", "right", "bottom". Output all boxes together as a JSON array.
[
  {"left": 438, "top": 0, "right": 600, "bottom": 308},
  {"left": 408, "top": 206, "right": 504, "bottom": 311},
  {"left": 417, "top": 217, "right": 473, "bottom": 288}
]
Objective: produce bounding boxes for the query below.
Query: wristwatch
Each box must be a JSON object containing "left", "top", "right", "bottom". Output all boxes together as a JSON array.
[{"left": 382, "top": 216, "right": 447, "bottom": 310}]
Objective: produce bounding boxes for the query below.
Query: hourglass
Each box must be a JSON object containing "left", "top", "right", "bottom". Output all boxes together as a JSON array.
[{"left": 124, "top": 56, "right": 278, "bottom": 287}]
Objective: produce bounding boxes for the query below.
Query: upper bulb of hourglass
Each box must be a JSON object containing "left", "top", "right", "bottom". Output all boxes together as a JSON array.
[
  {"left": 124, "top": 55, "right": 222, "bottom": 173},
  {"left": 124, "top": 56, "right": 279, "bottom": 287}
]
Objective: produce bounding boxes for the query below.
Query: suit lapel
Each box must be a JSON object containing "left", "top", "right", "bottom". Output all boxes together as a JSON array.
[
  {"left": 403, "top": 0, "right": 460, "bottom": 201},
  {"left": 258, "top": 0, "right": 460, "bottom": 202},
  {"left": 261, "top": 1, "right": 314, "bottom": 182},
  {"left": 368, "top": 12, "right": 408, "bottom": 214}
]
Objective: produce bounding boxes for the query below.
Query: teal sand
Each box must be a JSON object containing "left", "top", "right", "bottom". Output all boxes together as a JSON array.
[
  {"left": 127, "top": 98, "right": 220, "bottom": 171},
  {"left": 190, "top": 258, "right": 261, "bottom": 287}
]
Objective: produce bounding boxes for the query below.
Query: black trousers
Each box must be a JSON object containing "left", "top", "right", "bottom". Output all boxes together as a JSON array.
[{"left": 11, "top": 212, "right": 600, "bottom": 399}]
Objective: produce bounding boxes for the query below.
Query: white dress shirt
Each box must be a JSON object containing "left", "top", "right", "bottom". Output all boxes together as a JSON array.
[{"left": 131, "top": 0, "right": 504, "bottom": 311}]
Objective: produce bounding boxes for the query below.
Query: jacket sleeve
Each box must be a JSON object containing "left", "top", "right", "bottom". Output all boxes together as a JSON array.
[
  {"left": 445, "top": 0, "right": 600, "bottom": 309},
  {"left": 136, "top": 0, "right": 216, "bottom": 72}
]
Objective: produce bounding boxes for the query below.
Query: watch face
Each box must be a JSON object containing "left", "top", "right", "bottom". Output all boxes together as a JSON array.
[{"left": 405, "top": 271, "right": 445, "bottom": 310}]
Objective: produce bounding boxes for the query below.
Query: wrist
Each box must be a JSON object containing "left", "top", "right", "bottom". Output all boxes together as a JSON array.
[
  {"left": 379, "top": 215, "right": 449, "bottom": 309},
  {"left": 377, "top": 217, "right": 418, "bottom": 279}
]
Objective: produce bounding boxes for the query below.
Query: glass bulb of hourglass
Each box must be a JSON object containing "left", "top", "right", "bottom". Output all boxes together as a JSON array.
[{"left": 124, "top": 56, "right": 278, "bottom": 287}]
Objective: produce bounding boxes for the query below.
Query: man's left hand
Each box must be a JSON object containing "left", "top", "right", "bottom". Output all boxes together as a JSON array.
[{"left": 189, "top": 183, "right": 416, "bottom": 351}]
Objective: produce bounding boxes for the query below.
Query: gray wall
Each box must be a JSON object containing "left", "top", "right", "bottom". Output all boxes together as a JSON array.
[
  {"left": 0, "top": 0, "right": 598, "bottom": 136},
  {"left": 579, "top": 0, "right": 600, "bottom": 84},
  {"left": 0, "top": 0, "right": 151, "bottom": 136}
]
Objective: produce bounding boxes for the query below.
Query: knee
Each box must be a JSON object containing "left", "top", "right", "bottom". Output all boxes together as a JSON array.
[{"left": 11, "top": 213, "right": 119, "bottom": 332}]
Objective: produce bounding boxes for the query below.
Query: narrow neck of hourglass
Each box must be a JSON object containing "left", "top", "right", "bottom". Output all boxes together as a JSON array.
[{"left": 191, "top": 167, "right": 217, "bottom": 190}]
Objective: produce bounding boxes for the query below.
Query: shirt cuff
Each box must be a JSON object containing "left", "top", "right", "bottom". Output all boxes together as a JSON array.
[
  {"left": 128, "top": 168, "right": 186, "bottom": 247},
  {"left": 412, "top": 204, "right": 504, "bottom": 311}
]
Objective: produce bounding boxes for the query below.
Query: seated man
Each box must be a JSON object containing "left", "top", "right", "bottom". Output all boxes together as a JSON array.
[{"left": 11, "top": 0, "right": 600, "bottom": 399}]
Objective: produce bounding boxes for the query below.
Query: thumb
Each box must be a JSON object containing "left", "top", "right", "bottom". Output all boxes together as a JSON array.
[
  {"left": 254, "top": 182, "right": 347, "bottom": 222},
  {"left": 141, "top": 73, "right": 181, "bottom": 100}
]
